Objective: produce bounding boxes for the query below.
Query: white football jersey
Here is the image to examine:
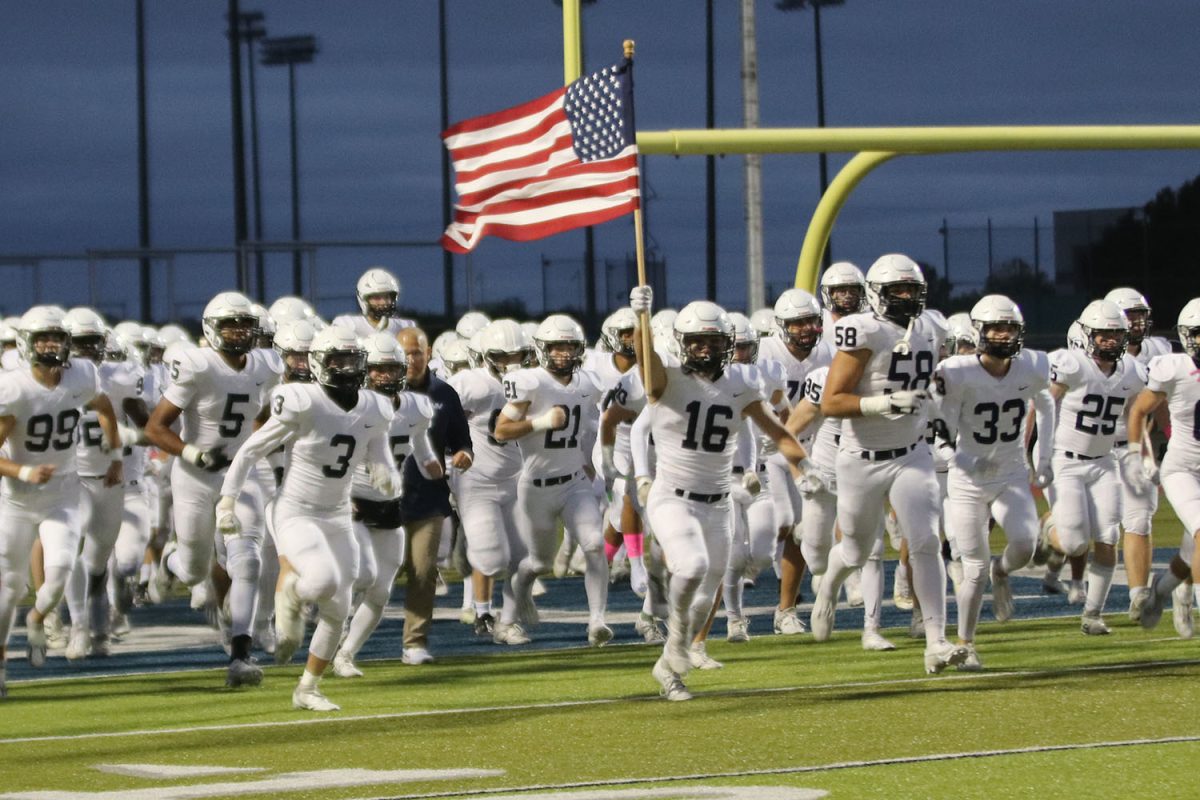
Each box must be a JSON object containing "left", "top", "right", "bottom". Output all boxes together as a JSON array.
[
  {"left": 801, "top": 365, "right": 842, "bottom": 471},
  {"left": 1, "top": 349, "right": 20, "bottom": 371},
  {"left": 934, "top": 349, "right": 1050, "bottom": 468},
  {"left": 650, "top": 363, "right": 765, "bottom": 495},
  {"left": 350, "top": 391, "right": 434, "bottom": 501},
  {"left": 0, "top": 357, "right": 98, "bottom": 473},
  {"left": 272, "top": 382, "right": 394, "bottom": 507},
  {"left": 833, "top": 311, "right": 941, "bottom": 451},
  {"left": 448, "top": 367, "right": 523, "bottom": 480},
  {"left": 503, "top": 367, "right": 599, "bottom": 479},
  {"left": 1147, "top": 353, "right": 1200, "bottom": 473},
  {"left": 77, "top": 360, "right": 143, "bottom": 476},
  {"left": 330, "top": 313, "right": 416, "bottom": 338},
  {"left": 1049, "top": 348, "right": 1146, "bottom": 458},
  {"left": 162, "top": 348, "right": 280, "bottom": 470},
  {"left": 757, "top": 333, "right": 830, "bottom": 409},
  {"left": 610, "top": 368, "right": 650, "bottom": 474}
]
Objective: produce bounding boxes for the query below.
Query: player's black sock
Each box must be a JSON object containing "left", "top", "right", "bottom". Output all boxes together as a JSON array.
[{"left": 231, "top": 634, "right": 252, "bottom": 661}]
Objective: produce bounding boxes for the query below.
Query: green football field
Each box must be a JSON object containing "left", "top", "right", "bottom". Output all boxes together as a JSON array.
[{"left": 0, "top": 498, "right": 1196, "bottom": 799}]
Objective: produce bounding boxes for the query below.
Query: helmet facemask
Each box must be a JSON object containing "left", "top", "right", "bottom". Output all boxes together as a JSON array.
[
  {"left": 678, "top": 332, "right": 733, "bottom": 377},
  {"left": 1083, "top": 325, "right": 1128, "bottom": 362},
  {"left": 1178, "top": 325, "right": 1200, "bottom": 358},
  {"left": 733, "top": 340, "right": 759, "bottom": 364},
  {"left": 777, "top": 314, "right": 823, "bottom": 352},
  {"left": 536, "top": 340, "right": 584, "bottom": 378},
  {"left": 22, "top": 329, "right": 71, "bottom": 367},
  {"left": 1123, "top": 308, "right": 1151, "bottom": 345},
  {"left": 363, "top": 292, "right": 397, "bottom": 320},
  {"left": 870, "top": 281, "right": 927, "bottom": 327},
  {"left": 311, "top": 348, "right": 367, "bottom": 391},
  {"left": 822, "top": 283, "right": 865, "bottom": 316},
  {"left": 603, "top": 327, "right": 636, "bottom": 358},
  {"left": 205, "top": 315, "right": 257, "bottom": 355},
  {"left": 366, "top": 362, "right": 406, "bottom": 397},
  {"left": 976, "top": 321, "right": 1024, "bottom": 359},
  {"left": 72, "top": 334, "right": 105, "bottom": 364},
  {"left": 281, "top": 350, "right": 312, "bottom": 383},
  {"left": 484, "top": 349, "right": 527, "bottom": 378}
]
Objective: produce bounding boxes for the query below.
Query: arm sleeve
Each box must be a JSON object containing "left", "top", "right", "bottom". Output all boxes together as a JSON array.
[
  {"left": 220, "top": 416, "right": 298, "bottom": 498},
  {"left": 408, "top": 408, "right": 438, "bottom": 471},
  {"left": 734, "top": 419, "right": 755, "bottom": 472},
  {"left": 630, "top": 407, "right": 653, "bottom": 479},
  {"left": 1031, "top": 388, "right": 1056, "bottom": 468},
  {"left": 932, "top": 362, "right": 963, "bottom": 443},
  {"left": 366, "top": 427, "right": 403, "bottom": 498}
]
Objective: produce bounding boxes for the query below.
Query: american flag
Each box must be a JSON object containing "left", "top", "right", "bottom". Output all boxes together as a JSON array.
[{"left": 440, "top": 60, "right": 640, "bottom": 254}]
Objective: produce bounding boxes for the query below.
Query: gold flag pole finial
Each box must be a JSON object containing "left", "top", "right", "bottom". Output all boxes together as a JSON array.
[{"left": 624, "top": 39, "right": 635, "bottom": 59}]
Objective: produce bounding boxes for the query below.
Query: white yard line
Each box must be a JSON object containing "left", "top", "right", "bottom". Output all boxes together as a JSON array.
[{"left": 3, "top": 657, "right": 1197, "bottom": 746}]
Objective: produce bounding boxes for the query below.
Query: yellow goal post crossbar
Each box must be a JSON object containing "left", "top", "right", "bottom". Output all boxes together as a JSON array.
[{"left": 635, "top": 125, "right": 1200, "bottom": 293}]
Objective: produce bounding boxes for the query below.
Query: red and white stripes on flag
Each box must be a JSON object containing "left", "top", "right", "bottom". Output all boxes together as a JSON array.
[{"left": 440, "top": 60, "right": 640, "bottom": 254}]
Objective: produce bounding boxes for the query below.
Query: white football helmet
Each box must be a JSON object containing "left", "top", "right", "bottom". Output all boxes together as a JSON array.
[
  {"left": 363, "top": 331, "right": 408, "bottom": 396},
  {"left": 202, "top": 291, "right": 258, "bottom": 355},
  {"left": 104, "top": 330, "right": 131, "bottom": 363},
  {"left": 17, "top": 305, "right": 71, "bottom": 366},
  {"left": 356, "top": 268, "right": 401, "bottom": 318},
  {"left": 773, "top": 288, "right": 823, "bottom": 350},
  {"left": 430, "top": 330, "right": 460, "bottom": 361},
  {"left": 970, "top": 294, "right": 1025, "bottom": 359},
  {"left": 439, "top": 339, "right": 473, "bottom": 375},
  {"left": 268, "top": 296, "right": 316, "bottom": 326},
  {"left": 158, "top": 324, "right": 193, "bottom": 347},
  {"left": 249, "top": 302, "right": 275, "bottom": 348},
  {"left": 308, "top": 325, "right": 366, "bottom": 390},
  {"left": 455, "top": 311, "right": 491, "bottom": 340},
  {"left": 479, "top": 319, "right": 530, "bottom": 376},
  {"left": 274, "top": 319, "right": 317, "bottom": 382},
  {"left": 601, "top": 307, "right": 638, "bottom": 357},
  {"left": 465, "top": 330, "right": 485, "bottom": 369},
  {"left": 674, "top": 301, "right": 734, "bottom": 375},
  {"left": 865, "top": 254, "right": 927, "bottom": 326},
  {"left": 1176, "top": 298, "right": 1200, "bottom": 357},
  {"left": 728, "top": 311, "right": 759, "bottom": 364},
  {"left": 1066, "top": 321, "right": 1086, "bottom": 350},
  {"left": 819, "top": 261, "right": 867, "bottom": 315},
  {"left": 748, "top": 308, "right": 776, "bottom": 338},
  {"left": 945, "top": 312, "right": 976, "bottom": 352},
  {"left": 63, "top": 307, "right": 108, "bottom": 363},
  {"left": 534, "top": 314, "right": 586, "bottom": 377},
  {"left": 650, "top": 308, "right": 678, "bottom": 340},
  {"left": 520, "top": 322, "right": 540, "bottom": 367},
  {"left": 0, "top": 316, "right": 20, "bottom": 347},
  {"left": 1104, "top": 287, "right": 1152, "bottom": 344},
  {"left": 1077, "top": 299, "right": 1129, "bottom": 361}
]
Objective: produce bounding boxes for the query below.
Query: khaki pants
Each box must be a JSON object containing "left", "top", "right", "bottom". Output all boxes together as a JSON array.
[{"left": 402, "top": 515, "right": 443, "bottom": 649}]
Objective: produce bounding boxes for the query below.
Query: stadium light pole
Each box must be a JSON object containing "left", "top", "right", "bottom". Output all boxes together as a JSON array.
[
  {"left": 777, "top": 0, "right": 844, "bottom": 269},
  {"left": 226, "top": 0, "right": 250, "bottom": 292},
  {"left": 135, "top": 0, "right": 152, "bottom": 321},
  {"left": 261, "top": 35, "right": 318, "bottom": 296},
  {"left": 237, "top": 11, "right": 268, "bottom": 299}
]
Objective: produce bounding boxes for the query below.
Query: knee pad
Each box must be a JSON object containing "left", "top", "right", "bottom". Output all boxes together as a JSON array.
[
  {"left": 671, "top": 553, "right": 709, "bottom": 583},
  {"left": 364, "top": 584, "right": 391, "bottom": 609},
  {"left": 1122, "top": 515, "right": 1153, "bottom": 536},
  {"left": 319, "top": 587, "right": 352, "bottom": 626}
]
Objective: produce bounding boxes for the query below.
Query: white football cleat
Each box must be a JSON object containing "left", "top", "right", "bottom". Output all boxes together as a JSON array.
[
  {"left": 990, "top": 559, "right": 1014, "bottom": 623},
  {"left": 434, "top": 571, "right": 449, "bottom": 597},
  {"left": 635, "top": 614, "right": 666, "bottom": 644},
  {"left": 588, "top": 622, "right": 614, "bottom": 648},
  {"left": 924, "top": 641, "right": 969, "bottom": 674},
  {"left": 43, "top": 608, "right": 66, "bottom": 649},
  {"left": 809, "top": 596, "right": 835, "bottom": 642},
  {"left": 652, "top": 657, "right": 692, "bottom": 702},
  {"left": 531, "top": 578, "right": 548, "bottom": 597},
  {"left": 774, "top": 606, "right": 807, "bottom": 636},
  {"left": 956, "top": 643, "right": 983, "bottom": 672},
  {"left": 401, "top": 646, "right": 435, "bottom": 665},
  {"left": 332, "top": 651, "right": 363, "bottom": 678},
  {"left": 292, "top": 683, "right": 340, "bottom": 712},
  {"left": 25, "top": 612, "right": 47, "bottom": 669},
  {"left": 253, "top": 623, "right": 277, "bottom": 656},
  {"left": 726, "top": 616, "right": 751, "bottom": 643},
  {"left": 861, "top": 630, "right": 896, "bottom": 651},
  {"left": 689, "top": 641, "right": 723, "bottom": 670},
  {"left": 844, "top": 570, "right": 864, "bottom": 607},
  {"left": 1080, "top": 612, "right": 1111, "bottom": 636},
  {"left": 629, "top": 558, "right": 649, "bottom": 598},
  {"left": 909, "top": 609, "right": 925, "bottom": 639},
  {"left": 1128, "top": 588, "right": 1149, "bottom": 623},
  {"left": 1067, "top": 580, "right": 1086, "bottom": 606},
  {"left": 1173, "top": 582, "right": 1194, "bottom": 639},
  {"left": 459, "top": 607, "right": 476, "bottom": 626},
  {"left": 493, "top": 622, "right": 531, "bottom": 646},
  {"left": 664, "top": 618, "right": 691, "bottom": 676},
  {"left": 89, "top": 634, "right": 111, "bottom": 659},
  {"left": 226, "top": 657, "right": 263, "bottom": 688},
  {"left": 65, "top": 626, "right": 91, "bottom": 662},
  {"left": 515, "top": 588, "right": 540, "bottom": 628}
]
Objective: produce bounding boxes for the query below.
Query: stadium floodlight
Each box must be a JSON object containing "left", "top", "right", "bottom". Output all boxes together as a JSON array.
[{"left": 261, "top": 35, "right": 319, "bottom": 294}]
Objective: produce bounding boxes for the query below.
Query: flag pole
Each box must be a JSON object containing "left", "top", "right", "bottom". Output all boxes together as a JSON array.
[{"left": 624, "top": 38, "right": 653, "bottom": 392}]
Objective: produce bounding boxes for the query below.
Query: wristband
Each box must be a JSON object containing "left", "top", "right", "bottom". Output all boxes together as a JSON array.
[
  {"left": 530, "top": 410, "right": 558, "bottom": 432},
  {"left": 181, "top": 444, "right": 204, "bottom": 466},
  {"left": 859, "top": 395, "right": 892, "bottom": 417},
  {"left": 17, "top": 465, "right": 34, "bottom": 483}
]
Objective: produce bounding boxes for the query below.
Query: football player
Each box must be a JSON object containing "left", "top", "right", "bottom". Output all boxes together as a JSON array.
[
  {"left": 145, "top": 291, "right": 281, "bottom": 686},
  {"left": 630, "top": 288, "right": 810, "bottom": 700},
  {"left": 1036, "top": 300, "right": 1146, "bottom": 635},
  {"left": 446, "top": 320, "right": 530, "bottom": 641},
  {"left": 0, "top": 306, "right": 122, "bottom": 695},
  {"left": 935, "top": 295, "right": 1054, "bottom": 668},
  {"left": 815, "top": 254, "right": 969, "bottom": 674},
  {"left": 1128, "top": 298, "right": 1200, "bottom": 636},
  {"left": 331, "top": 267, "right": 416, "bottom": 336},
  {"left": 219, "top": 325, "right": 399, "bottom": 711},
  {"left": 493, "top": 314, "right": 610, "bottom": 647}
]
